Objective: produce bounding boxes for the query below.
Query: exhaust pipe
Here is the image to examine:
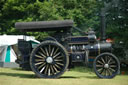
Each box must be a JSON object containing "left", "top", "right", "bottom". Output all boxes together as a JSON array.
[{"left": 100, "top": 8, "right": 106, "bottom": 41}]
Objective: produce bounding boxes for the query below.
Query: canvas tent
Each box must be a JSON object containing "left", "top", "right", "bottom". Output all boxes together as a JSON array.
[{"left": 0, "top": 35, "right": 40, "bottom": 68}]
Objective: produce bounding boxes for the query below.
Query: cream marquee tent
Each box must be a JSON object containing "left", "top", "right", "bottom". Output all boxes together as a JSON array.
[{"left": 0, "top": 35, "right": 40, "bottom": 68}]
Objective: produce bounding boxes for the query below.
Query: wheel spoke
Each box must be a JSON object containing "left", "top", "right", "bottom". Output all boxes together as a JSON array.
[
  {"left": 38, "top": 51, "right": 46, "bottom": 58},
  {"left": 105, "top": 56, "right": 108, "bottom": 63},
  {"left": 38, "top": 63, "right": 46, "bottom": 70},
  {"left": 35, "top": 54, "right": 44, "bottom": 59},
  {"left": 101, "top": 57, "right": 105, "bottom": 64},
  {"left": 97, "top": 60, "right": 104, "bottom": 65},
  {"left": 35, "top": 59, "right": 45, "bottom": 62},
  {"left": 48, "top": 68, "right": 51, "bottom": 76},
  {"left": 55, "top": 56, "right": 63, "bottom": 59},
  {"left": 54, "top": 59, "right": 63, "bottom": 62},
  {"left": 109, "top": 67, "right": 116, "bottom": 72},
  {"left": 53, "top": 65, "right": 58, "bottom": 73},
  {"left": 53, "top": 48, "right": 59, "bottom": 56},
  {"left": 35, "top": 62, "right": 44, "bottom": 65},
  {"left": 50, "top": 47, "right": 55, "bottom": 56},
  {"left": 97, "top": 68, "right": 103, "bottom": 72},
  {"left": 45, "top": 47, "right": 49, "bottom": 56},
  {"left": 105, "top": 69, "right": 108, "bottom": 76},
  {"left": 110, "top": 65, "right": 117, "bottom": 68},
  {"left": 44, "top": 64, "right": 49, "bottom": 75},
  {"left": 56, "top": 62, "right": 64, "bottom": 66},
  {"left": 50, "top": 65, "right": 55, "bottom": 75},
  {"left": 49, "top": 45, "right": 51, "bottom": 55},
  {"left": 54, "top": 64, "right": 61, "bottom": 69},
  {"left": 107, "top": 57, "right": 112, "bottom": 64},
  {"left": 102, "top": 69, "right": 106, "bottom": 75},
  {"left": 109, "top": 61, "right": 116, "bottom": 64},
  {"left": 107, "top": 69, "right": 112, "bottom": 76},
  {"left": 53, "top": 52, "right": 61, "bottom": 58},
  {"left": 40, "top": 66, "right": 46, "bottom": 73},
  {"left": 96, "top": 65, "right": 103, "bottom": 67},
  {"left": 100, "top": 68, "right": 105, "bottom": 74},
  {"left": 40, "top": 48, "right": 46, "bottom": 56}
]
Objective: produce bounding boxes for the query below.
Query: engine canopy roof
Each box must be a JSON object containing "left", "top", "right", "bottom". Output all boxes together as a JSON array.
[{"left": 15, "top": 20, "right": 74, "bottom": 32}]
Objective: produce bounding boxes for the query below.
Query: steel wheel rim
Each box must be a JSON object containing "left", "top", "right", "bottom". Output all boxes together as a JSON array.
[
  {"left": 32, "top": 43, "right": 67, "bottom": 77},
  {"left": 95, "top": 55, "right": 119, "bottom": 78}
]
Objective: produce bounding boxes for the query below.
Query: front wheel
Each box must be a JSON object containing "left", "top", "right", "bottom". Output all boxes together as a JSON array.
[
  {"left": 93, "top": 52, "right": 120, "bottom": 78},
  {"left": 30, "top": 40, "right": 69, "bottom": 78}
]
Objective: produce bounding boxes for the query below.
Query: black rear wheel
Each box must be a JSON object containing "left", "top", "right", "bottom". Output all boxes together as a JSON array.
[
  {"left": 30, "top": 41, "right": 69, "bottom": 78},
  {"left": 93, "top": 53, "right": 120, "bottom": 78}
]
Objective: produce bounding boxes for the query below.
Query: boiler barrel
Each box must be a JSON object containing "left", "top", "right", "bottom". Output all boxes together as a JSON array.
[{"left": 87, "top": 42, "right": 112, "bottom": 56}]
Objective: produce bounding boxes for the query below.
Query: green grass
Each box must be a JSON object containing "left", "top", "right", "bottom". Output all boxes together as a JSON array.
[{"left": 0, "top": 67, "right": 128, "bottom": 85}]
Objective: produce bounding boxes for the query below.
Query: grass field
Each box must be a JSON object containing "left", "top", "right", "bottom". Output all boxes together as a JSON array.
[{"left": 0, "top": 67, "right": 128, "bottom": 85}]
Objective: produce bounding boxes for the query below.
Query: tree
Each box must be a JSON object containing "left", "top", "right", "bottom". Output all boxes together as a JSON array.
[
  {"left": 0, "top": 0, "right": 99, "bottom": 40},
  {"left": 105, "top": 0, "right": 128, "bottom": 48}
]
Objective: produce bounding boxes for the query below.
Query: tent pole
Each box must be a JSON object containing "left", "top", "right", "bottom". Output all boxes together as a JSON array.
[{"left": 23, "top": 32, "right": 27, "bottom": 41}]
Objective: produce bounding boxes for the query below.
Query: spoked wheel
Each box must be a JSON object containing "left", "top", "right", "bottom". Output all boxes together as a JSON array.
[
  {"left": 30, "top": 41, "right": 69, "bottom": 78},
  {"left": 93, "top": 53, "right": 120, "bottom": 78}
]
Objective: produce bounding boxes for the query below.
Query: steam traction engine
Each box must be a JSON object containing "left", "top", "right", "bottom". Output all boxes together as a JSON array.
[{"left": 15, "top": 20, "right": 120, "bottom": 79}]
